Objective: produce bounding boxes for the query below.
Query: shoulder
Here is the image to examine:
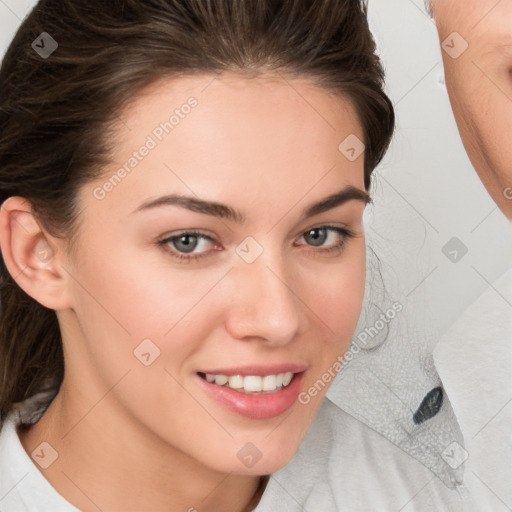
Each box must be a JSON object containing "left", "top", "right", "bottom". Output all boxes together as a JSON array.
[
  {"left": 0, "top": 394, "right": 79, "bottom": 512},
  {"left": 255, "top": 397, "right": 479, "bottom": 512}
]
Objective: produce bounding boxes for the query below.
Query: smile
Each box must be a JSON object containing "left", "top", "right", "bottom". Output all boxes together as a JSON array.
[
  {"left": 198, "top": 372, "right": 295, "bottom": 394},
  {"left": 196, "top": 365, "right": 308, "bottom": 419}
]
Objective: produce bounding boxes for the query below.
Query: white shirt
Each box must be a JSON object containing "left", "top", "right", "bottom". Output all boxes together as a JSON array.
[{"left": 0, "top": 393, "right": 482, "bottom": 512}]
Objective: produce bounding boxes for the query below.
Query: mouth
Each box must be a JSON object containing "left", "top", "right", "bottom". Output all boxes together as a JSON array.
[{"left": 196, "top": 365, "right": 307, "bottom": 419}]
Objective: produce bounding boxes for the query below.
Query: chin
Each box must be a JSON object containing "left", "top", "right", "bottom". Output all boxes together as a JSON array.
[{"left": 200, "top": 434, "right": 306, "bottom": 476}]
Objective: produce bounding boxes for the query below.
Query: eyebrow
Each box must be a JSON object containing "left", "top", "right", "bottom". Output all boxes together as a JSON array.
[{"left": 131, "top": 185, "right": 371, "bottom": 223}]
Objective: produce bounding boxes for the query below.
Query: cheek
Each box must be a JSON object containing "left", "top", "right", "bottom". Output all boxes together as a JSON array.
[
  {"left": 288, "top": 245, "right": 366, "bottom": 427},
  {"left": 319, "top": 244, "right": 365, "bottom": 320},
  {"left": 71, "top": 236, "right": 215, "bottom": 335},
  {"left": 66, "top": 237, "right": 221, "bottom": 392},
  {"left": 300, "top": 242, "right": 366, "bottom": 358}
]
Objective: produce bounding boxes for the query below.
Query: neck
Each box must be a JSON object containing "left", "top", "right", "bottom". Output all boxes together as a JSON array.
[{"left": 17, "top": 381, "right": 264, "bottom": 512}]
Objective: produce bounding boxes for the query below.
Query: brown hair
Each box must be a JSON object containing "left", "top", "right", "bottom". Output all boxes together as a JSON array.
[{"left": 0, "top": 0, "right": 394, "bottom": 429}]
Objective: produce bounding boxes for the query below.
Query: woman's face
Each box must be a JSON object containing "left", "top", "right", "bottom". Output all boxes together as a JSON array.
[{"left": 59, "top": 72, "right": 367, "bottom": 475}]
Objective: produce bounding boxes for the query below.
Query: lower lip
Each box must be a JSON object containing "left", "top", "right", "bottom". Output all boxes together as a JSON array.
[{"left": 197, "top": 372, "right": 306, "bottom": 420}]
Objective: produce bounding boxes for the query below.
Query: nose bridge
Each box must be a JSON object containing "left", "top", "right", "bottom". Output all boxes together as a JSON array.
[{"left": 225, "top": 246, "right": 304, "bottom": 344}]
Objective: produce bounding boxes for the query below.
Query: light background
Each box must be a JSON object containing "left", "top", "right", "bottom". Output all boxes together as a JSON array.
[{"left": 1, "top": 0, "right": 511, "bottom": 353}]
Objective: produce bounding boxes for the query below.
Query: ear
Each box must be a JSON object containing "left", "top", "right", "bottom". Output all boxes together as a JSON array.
[{"left": 0, "top": 196, "right": 72, "bottom": 310}]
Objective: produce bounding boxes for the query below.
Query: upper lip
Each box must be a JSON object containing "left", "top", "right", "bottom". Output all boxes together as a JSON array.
[{"left": 197, "top": 364, "right": 308, "bottom": 376}]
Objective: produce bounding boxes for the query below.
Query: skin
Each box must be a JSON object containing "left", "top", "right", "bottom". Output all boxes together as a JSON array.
[
  {"left": 431, "top": 0, "right": 512, "bottom": 219},
  {"left": 0, "top": 72, "right": 367, "bottom": 512}
]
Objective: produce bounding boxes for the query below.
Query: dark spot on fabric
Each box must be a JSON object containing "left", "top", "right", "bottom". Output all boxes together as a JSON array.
[{"left": 413, "top": 386, "right": 443, "bottom": 425}]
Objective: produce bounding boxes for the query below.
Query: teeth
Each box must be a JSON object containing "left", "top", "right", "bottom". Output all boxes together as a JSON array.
[
  {"left": 204, "top": 372, "right": 295, "bottom": 393},
  {"left": 228, "top": 375, "right": 244, "bottom": 389},
  {"left": 215, "top": 375, "right": 229, "bottom": 386},
  {"left": 244, "top": 376, "right": 263, "bottom": 392},
  {"left": 262, "top": 375, "right": 276, "bottom": 391},
  {"left": 282, "top": 372, "right": 293, "bottom": 386}
]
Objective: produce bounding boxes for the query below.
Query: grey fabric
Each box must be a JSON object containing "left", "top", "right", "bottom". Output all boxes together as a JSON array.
[{"left": 327, "top": 244, "right": 466, "bottom": 489}]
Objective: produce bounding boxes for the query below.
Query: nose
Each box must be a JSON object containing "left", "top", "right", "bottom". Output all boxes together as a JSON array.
[{"left": 224, "top": 252, "right": 306, "bottom": 346}]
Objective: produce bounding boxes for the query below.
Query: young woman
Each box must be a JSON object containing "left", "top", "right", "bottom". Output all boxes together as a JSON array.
[{"left": 0, "top": 1, "right": 481, "bottom": 511}]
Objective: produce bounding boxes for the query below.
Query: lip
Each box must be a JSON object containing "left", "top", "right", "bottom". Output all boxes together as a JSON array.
[
  {"left": 196, "top": 363, "right": 308, "bottom": 376},
  {"left": 196, "top": 368, "right": 307, "bottom": 420}
]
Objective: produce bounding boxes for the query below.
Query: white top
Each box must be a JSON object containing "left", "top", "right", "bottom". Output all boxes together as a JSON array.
[{"left": 0, "top": 394, "right": 481, "bottom": 512}]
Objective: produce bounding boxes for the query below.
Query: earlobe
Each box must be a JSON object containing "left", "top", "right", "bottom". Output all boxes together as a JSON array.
[{"left": 0, "top": 196, "right": 72, "bottom": 310}]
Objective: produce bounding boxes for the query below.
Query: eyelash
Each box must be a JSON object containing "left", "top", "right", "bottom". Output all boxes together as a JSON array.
[{"left": 157, "top": 225, "right": 355, "bottom": 263}]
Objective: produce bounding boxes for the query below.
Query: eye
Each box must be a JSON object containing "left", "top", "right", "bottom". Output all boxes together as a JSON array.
[
  {"left": 157, "top": 230, "right": 218, "bottom": 262},
  {"left": 296, "top": 225, "right": 355, "bottom": 254}
]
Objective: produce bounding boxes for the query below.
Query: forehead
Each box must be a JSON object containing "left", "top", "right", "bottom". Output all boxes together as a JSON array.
[
  {"left": 78, "top": 72, "right": 366, "bottom": 220},
  {"left": 113, "top": 73, "right": 362, "bottom": 173},
  {"left": 114, "top": 72, "right": 361, "bottom": 136}
]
